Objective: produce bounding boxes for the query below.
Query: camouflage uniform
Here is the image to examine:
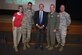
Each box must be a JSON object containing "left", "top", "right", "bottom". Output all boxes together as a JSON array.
[
  {"left": 21, "top": 8, "right": 34, "bottom": 43},
  {"left": 56, "top": 11, "right": 71, "bottom": 46}
]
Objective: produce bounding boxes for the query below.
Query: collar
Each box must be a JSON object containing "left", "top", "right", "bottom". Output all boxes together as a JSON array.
[{"left": 17, "top": 12, "right": 22, "bottom": 15}]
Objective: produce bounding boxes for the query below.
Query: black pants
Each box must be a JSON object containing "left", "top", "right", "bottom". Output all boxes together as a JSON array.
[{"left": 35, "top": 29, "right": 45, "bottom": 47}]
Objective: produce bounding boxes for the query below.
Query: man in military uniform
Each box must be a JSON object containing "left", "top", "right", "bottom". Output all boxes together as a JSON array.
[
  {"left": 55, "top": 5, "right": 71, "bottom": 51},
  {"left": 21, "top": 2, "right": 34, "bottom": 50},
  {"left": 46, "top": 4, "right": 59, "bottom": 50}
]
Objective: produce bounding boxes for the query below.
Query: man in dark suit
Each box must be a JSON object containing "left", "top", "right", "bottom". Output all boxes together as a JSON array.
[{"left": 34, "top": 4, "right": 48, "bottom": 50}]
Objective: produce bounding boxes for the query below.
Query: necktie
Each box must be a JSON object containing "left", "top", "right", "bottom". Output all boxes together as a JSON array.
[{"left": 39, "top": 11, "right": 43, "bottom": 24}]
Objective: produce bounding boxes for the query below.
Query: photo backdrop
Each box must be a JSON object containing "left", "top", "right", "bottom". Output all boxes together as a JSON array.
[{"left": 0, "top": 0, "right": 56, "bottom": 12}]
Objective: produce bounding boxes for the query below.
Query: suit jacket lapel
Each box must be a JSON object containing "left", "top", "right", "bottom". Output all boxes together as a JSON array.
[
  {"left": 43, "top": 11, "right": 44, "bottom": 22},
  {"left": 37, "top": 11, "right": 39, "bottom": 22}
]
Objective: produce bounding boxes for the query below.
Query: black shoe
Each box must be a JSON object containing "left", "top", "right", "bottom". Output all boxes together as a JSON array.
[
  {"left": 34, "top": 45, "right": 39, "bottom": 49},
  {"left": 34, "top": 46, "right": 38, "bottom": 49},
  {"left": 40, "top": 46, "right": 44, "bottom": 50}
]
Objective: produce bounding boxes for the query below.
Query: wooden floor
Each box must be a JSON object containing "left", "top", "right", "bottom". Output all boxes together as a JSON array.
[{"left": 0, "top": 15, "right": 82, "bottom": 34}]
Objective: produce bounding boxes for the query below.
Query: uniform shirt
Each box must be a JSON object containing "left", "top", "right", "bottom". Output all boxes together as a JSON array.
[
  {"left": 47, "top": 12, "right": 59, "bottom": 29},
  {"left": 22, "top": 8, "right": 34, "bottom": 27},
  {"left": 59, "top": 11, "right": 71, "bottom": 27}
]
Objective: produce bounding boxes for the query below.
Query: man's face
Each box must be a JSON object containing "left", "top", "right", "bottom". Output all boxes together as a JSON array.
[
  {"left": 39, "top": 4, "right": 44, "bottom": 11},
  {"left": 60, "top": 5, "right": 65, "bottom": 12},
  {"left": 27, "top": 4, "right": 32, "bottom": 9},
  {"left": 50, "top": 5, "right": 55, "bottom": 12}
]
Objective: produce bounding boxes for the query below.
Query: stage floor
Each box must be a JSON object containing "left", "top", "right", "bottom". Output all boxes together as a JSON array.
[
  {"left": 0, "top": 43, "right": 82, "bottom": 55},
  {"left": 0, "top": 15, "right": 82, "bottom": 54}
]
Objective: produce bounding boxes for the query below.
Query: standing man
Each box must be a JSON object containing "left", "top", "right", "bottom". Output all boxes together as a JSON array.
[
  {"left": 55, "top": 5, "right": 71, "bottom": 51},
  {"left": 46, "top": 4, "right": 59, "bottom": 50},
  {"left": 34, "top": 4, "right": 48, "bottom": 50},
  {"left": 21, "top": 2, "right": 34, "bottom": 50}
]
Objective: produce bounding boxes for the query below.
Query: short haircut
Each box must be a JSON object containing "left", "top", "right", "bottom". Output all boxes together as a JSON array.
[
  {"left": 39, "top": 4, "right": 44, "bottom": 7},
  {"left": 50, "top": 4, "right": 55, "bottom": 8},
  {"left": 28, "top": 2, "right": 32, "bottom": 5},
  {"left": 60, "top": 4, "right": 65, "bottom": 7}
]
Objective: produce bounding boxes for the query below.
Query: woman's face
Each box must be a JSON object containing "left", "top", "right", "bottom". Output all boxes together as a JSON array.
[{"left": 18, "top": 7, "right": 23, "bottom": 13}]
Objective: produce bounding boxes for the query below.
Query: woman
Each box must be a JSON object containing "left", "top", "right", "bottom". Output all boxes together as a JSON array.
[{"left": 12, "top": 5, "right": 24, "bottom": 52}]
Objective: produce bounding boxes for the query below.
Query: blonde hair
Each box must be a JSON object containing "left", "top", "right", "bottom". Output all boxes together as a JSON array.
[{"left": 50, "top": 4, "right": 55, "bottom": 8}]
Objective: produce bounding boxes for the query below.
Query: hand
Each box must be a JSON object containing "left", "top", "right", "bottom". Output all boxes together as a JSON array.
[
  {"left": 36, "top": 24, "right": 41, "bottom": 29},
  {"left": 37, "top": 25, "right": 41, "bottom": 29},
  {"left": 37, "top": 25, "right": 44, "bottom": 29},
  {"left": 12, "top": 27, "right": 15, "bottom": 30},
  {"left": 53, "top": 29, "right": 56, "bottom": 32},
  {"left": 40, "top": 26, "right": 44, "bottom": 29},
  {"left": 57, "top": 15, "right": 60, "bottom": 18}
]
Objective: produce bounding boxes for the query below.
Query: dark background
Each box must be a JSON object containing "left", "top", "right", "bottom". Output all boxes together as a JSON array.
[
  {"left": 0, "top": 0, "right": 82, "bottom": 21},
  {"left": 56, "top": 0, "right": 82, "bottom": 21}
]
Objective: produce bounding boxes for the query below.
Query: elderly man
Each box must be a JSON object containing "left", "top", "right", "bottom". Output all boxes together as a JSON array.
[
  {"left": 21, "top": 2, "right": 34, "bottom": 50},
  {"left": 55, "top": 5, "right": 71, "bottom": 51}
]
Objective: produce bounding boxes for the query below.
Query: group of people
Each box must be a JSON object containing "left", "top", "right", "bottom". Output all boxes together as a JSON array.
[{"left": 12, "top": 2, "right": 71, "bottom": 52}]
